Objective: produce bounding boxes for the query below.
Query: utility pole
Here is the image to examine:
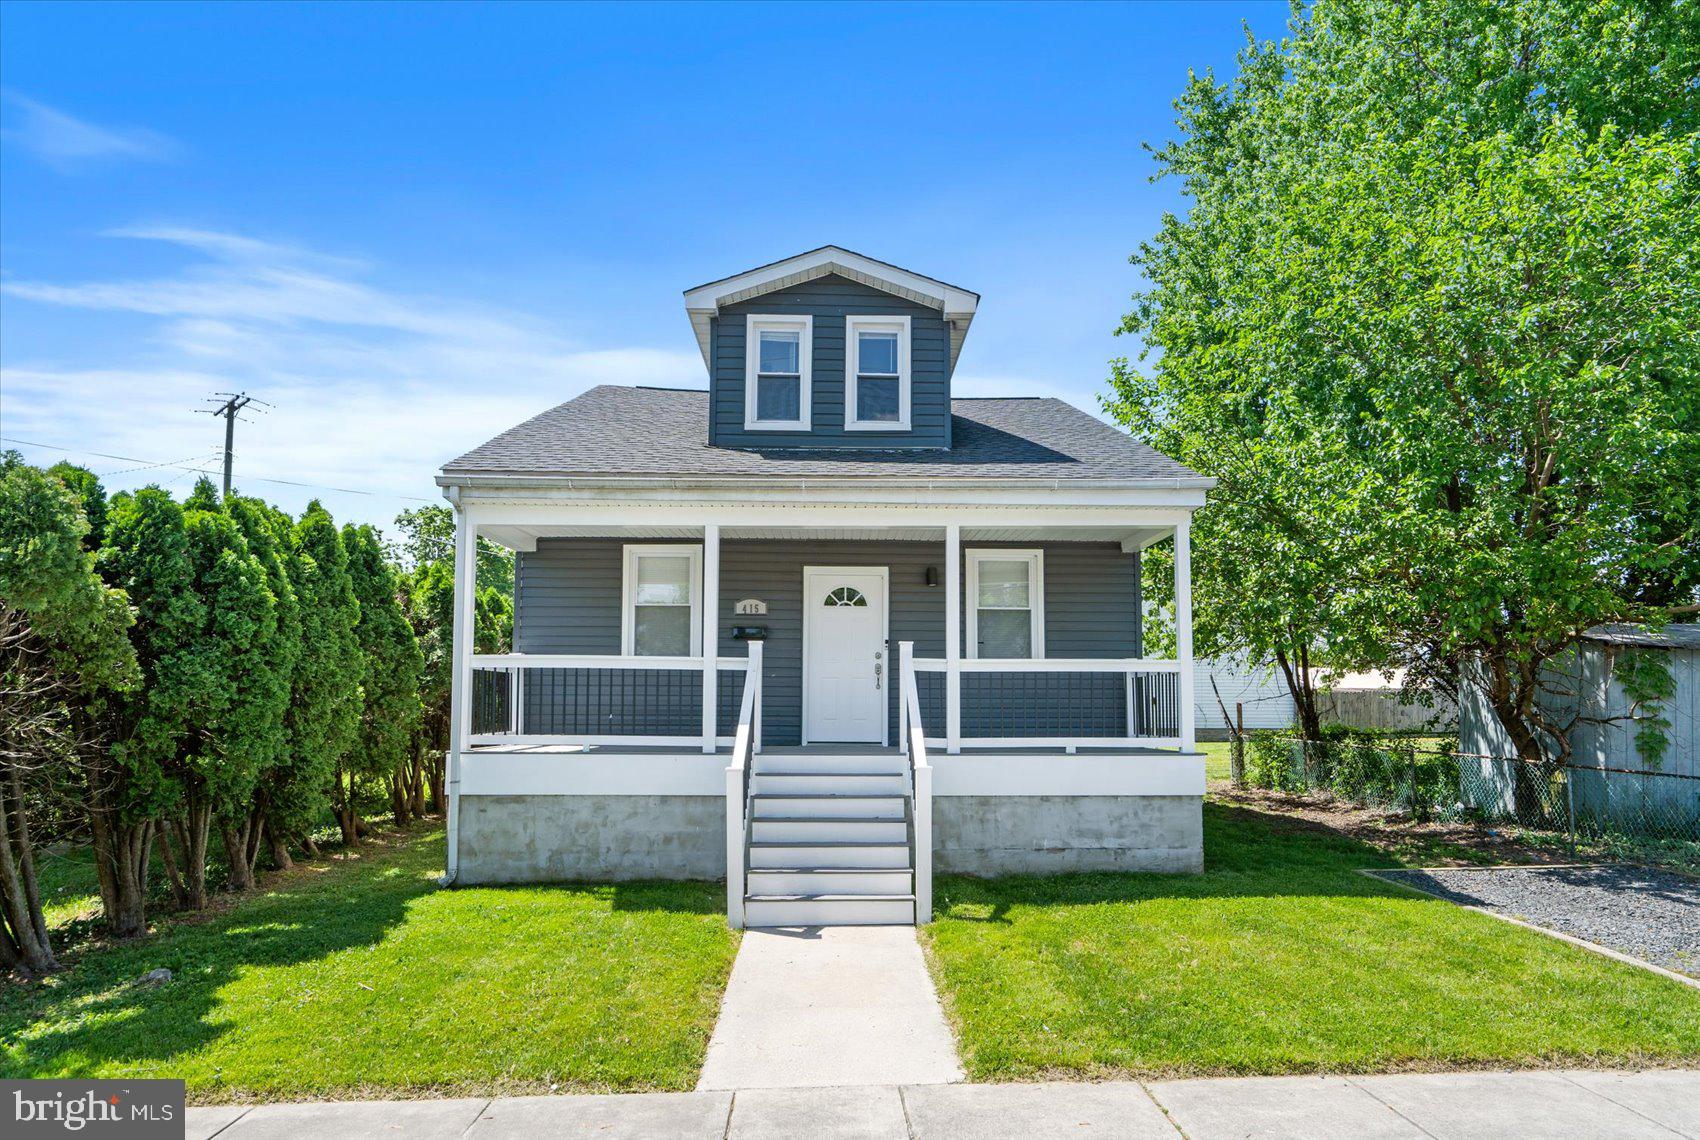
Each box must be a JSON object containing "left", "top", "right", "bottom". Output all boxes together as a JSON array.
[{"left": 199, "top": 392, "right": 264, "bottom": 499}]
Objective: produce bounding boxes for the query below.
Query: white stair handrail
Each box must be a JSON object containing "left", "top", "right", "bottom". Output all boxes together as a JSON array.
[
  {"left": 724, "top": 640, "right": 762, "bottom": 929},
  {"left": 899, "top": 641, "right": 932, "bottom": 924}
]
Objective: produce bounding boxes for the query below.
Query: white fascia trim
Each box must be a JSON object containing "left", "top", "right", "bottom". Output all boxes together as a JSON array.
[
  {"left": 683, "top": 246, "right": 979, "bottom": 371},
  {"left": 743, "top": 313, "right": 813, "bottom": 432},
  {"left": 964, "top": 548, "right": 1046, "bottom": 660},
  {"left": 438, "top": 473, "right": 1218, "bottom": 494},
  {"left": 620, "top": 543, "right": 704, "bottom": 656},
  {"left": 685, "top": 246, "right": 978, "bottom": 315},
  {"left": 844, "top": 314, "right": 912, "bottom": 431}
]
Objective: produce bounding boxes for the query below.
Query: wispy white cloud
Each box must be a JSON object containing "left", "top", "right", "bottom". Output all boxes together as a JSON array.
[
  {"left": 1, "top": 228, "right": 702, "bottom": 525},
  {"left": 1, "top": 93, "right": 179, "bottom": 171}
]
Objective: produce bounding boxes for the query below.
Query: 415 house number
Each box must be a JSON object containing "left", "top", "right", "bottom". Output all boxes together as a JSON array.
[{"left": 734, "top": 599, "right": 767, "bottom": 616}]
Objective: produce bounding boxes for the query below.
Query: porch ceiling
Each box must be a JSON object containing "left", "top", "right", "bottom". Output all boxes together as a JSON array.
[{"left": 479, "top": 523, "right": 1175, "bottom": 552}]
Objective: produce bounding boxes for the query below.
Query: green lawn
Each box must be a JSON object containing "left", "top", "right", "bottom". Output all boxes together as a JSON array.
[
  {"left": 0, "top": 827, "right": 740, "bottom": 1101},
  {"left": 921, "top": 801, "right": 1700, "bottom": 1081},
  {"left": 34, "top": 845, "right": 105, "bottom": 931}
]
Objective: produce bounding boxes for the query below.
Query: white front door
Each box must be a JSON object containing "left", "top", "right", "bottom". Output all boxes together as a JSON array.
[{"left": 803, "top": 567, "right": 889, "bottom": 743}]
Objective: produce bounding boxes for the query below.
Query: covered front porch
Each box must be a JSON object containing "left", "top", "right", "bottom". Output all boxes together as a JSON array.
[
  {"left": 453, "top": 518, "right": 1198, "bottom": 758},
  {"left": 440, "top": 489, "right": 1205, "bottom": 906}
]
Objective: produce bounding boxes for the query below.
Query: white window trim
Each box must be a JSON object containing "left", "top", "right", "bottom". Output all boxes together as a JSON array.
[
  {"left": 744, "top": 313, "right": 813, "bottom": 431},
  {"left": 844, "top": 314, "right": 912, "bottom": 431},
  {"left": 965, "top": 548, "right": 1045, "bottom": 659},
  {"left": 621, "top": 544, "right": 704, "bottom": 656}
]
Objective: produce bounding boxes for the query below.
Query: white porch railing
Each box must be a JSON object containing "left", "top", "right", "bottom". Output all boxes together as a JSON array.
[
  {"left": 723, "top": 641, "right": 762, "bottom": 929},
  {"left": 910, "top": 656, "right": 1185, "bottom": 752},
  {"left": 467, "top": 652, "right": 753, "bottom": 752},
  {"left": 898, "top": 642, "right": 932, "bottom": 924}
]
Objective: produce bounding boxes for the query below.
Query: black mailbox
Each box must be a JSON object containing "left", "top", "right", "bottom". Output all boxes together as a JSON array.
[{"left": 731, "top": 626, "right": 768, "bottom": 641}]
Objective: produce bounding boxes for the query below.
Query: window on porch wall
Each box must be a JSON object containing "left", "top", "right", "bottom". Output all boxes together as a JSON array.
[
  {"left": 966, "top": 549, "right": 1045, "bottom": 659},
  {"left": 622, "top": 545, "right": 702, "bottom": 656}
]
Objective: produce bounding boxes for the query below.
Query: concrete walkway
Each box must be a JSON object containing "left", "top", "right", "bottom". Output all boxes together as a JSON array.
[
  {"left": 696, "top": 926, "right": 965, "bottom": 1090},
  {"left": 189, "top": 1069, "right": 1700, "bottom": 1139}
]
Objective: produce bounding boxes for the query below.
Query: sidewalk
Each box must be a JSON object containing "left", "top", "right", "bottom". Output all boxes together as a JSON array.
[
  {"left": 697, "top": 926, "right": 963, "bottom": 1090},
  {"left": 190, "top": 1069, "right": 1699, "bottom": 1139}
]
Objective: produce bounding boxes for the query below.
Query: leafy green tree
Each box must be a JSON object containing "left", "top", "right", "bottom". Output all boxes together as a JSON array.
[
  {"left": 400, "top": 558, "right": 511, "bottom": 812},
  {"left": 0, "top": 455, "right": 137, "bottom": 971},
  {"left": 169, "top": 509, "right": 279, "bottom": 905},
  {"left": 343, "top": 525, "right": 426, "bottom": 827},
  {"left": 97, "top": 488, "right": 206, "bottom": 934},
  {"left": 183, "top": 475, "right": 221, "bottom": 514},
  {"left": 226, "top": 496, "right": 305, "bottom": 872},
  {"left": 1111, "top": 0, "right": 1700, "bottom": 765},
  {"left": 392, "top": 503, "right": 514, "bottom": 597},
  {"left": 46, "top": 462, "right": 109, "bottom": 551},
  {"left": 283, "top": 502, "right": 362, "bottom": 848}
]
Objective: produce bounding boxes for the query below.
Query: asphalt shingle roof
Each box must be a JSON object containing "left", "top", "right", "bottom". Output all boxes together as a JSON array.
[{"left": 442, "top": 385, "right": 1203, "bottom": 482}]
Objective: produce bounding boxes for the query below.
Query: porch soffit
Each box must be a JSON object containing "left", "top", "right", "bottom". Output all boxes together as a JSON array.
[{"left": 478, "top": 523, "right": 1176, "bottom": 552}]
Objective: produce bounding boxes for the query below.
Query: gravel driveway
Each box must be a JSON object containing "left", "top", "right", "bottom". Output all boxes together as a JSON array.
[{"left": 1376, "top": 864, "right": 1700, "bottom": 978}]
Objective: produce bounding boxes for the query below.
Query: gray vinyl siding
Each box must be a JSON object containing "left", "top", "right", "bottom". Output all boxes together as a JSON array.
[
  {"left": 710, "top": 275, "right": 952, "bottom": 449},
  {"left": 514, "top": 538, "right": 1143, "bottom": 746}
]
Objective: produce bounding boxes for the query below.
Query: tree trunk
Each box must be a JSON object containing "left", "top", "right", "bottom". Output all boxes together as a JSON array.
[
  {"left": 302, "top": 836, "right": 320, "bottom": 859},
  {"left": 409, "top": 748, "right": 427, "bottom": 818},
  {"left": 244, "top": 811, "right": 266, "bottom": 877},
  {"left": 269, "top": 831, "right": 294, "bottom": 872},
  {"left": 154, "top": 824, "right": 188, "bottom": 909},
  {"left": 1274, "top": 646, "right": 1325, "bottom": 741},
  {"left": 180, "top": 801, "right": 211, "bottom": 910},
  {"left": 0, "top": 911, "right": 21, "bottom": 973},
  {"left": 84, "top": 759, "right": 152, "bottom": 939},
  {"left": 0, "top": 768, "right": 56, "bottom": 973},
  {"left": 335, "top": 765, "right": 358, "bottom": 846},
  {"left": 428, "top": 752, "right": 444, "bottom": 816},
  {"left": 1482, "top": 655, "right": 1559, "bottom": 824},
  {"left": 6, "top": 762, "right": 55, "bottom": 962},
  {"left": 221, "top": 821, "right": 254, "bottom": 893},
  {"left": 389, "top": 771, "right": 410, "bottom": 826}
]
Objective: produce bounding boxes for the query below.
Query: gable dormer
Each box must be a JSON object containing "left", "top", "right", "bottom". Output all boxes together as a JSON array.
[{"left": 683, "top": 247, "right": 978, "bottom": 449}]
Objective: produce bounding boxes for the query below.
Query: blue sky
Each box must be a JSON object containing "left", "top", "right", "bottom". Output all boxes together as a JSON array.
[{"left": 1, "top": 1, "right": 1288, "bottom": 528}]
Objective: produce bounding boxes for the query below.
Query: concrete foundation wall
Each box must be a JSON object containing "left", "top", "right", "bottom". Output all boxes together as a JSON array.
[
  {"left": 934, "top": 795, "right": 1202, "bottom": 874},
  {"left": 456, "top": 794, "right": 724, "bottom": 884}
]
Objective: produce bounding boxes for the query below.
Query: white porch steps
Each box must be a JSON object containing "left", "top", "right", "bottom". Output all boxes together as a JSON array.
[{"left": 741, "top": 749, "right": 915, "bottom": 927}]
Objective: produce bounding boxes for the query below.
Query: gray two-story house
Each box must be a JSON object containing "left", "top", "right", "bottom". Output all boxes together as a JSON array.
[{"left": 437, "top": 247, "right": 1211, "bottom": 928}]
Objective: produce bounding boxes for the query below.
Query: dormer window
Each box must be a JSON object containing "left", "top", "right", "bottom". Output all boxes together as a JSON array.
[
  {"left": 845, "top": 315, "right": 911, "bottom": 430},
  {"left": 744, "top": 314, "right": 812, "bottom": 431}
]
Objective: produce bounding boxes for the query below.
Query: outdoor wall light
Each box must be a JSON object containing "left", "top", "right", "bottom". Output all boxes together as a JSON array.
[{"left": 925, "top": 566, "right": 940, "bottom": 587}]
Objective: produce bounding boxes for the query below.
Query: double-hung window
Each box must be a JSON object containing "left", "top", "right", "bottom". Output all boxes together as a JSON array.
[
  {"left": 744, "top": 314, "right": 812, "bottom": 430},
  {"left": 966, "top": 549, "right": 1045, "bottom": 659},
  {"left": 621, "top": 545, "right": 703, "bottom": 656},
  {"left": 845, "top": 315, "right": 911, "bottom": 430}
]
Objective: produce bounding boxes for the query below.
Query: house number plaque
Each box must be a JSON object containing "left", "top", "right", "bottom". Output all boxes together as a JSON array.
[{"left": 734, "top": 599, "right": 768, "bottom": 616}]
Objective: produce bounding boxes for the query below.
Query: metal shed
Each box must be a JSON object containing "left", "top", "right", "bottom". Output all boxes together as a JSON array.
[{"left": 1458, "top": 624, "right": 1699, "bottom": 835}]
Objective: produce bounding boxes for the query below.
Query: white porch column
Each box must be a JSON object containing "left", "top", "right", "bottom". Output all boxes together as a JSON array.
[
  {"left": 1175, "top": 518, "right": 1196, "bottom": 753},
  {"left": 945, "top": 523, "right": 961, "bottom": 754},
  {"left": 444, "top": 498, "right": 477, "bottom": 882},
  {"left": 701, "top": 523, "right": 721, "bottom": 754}
]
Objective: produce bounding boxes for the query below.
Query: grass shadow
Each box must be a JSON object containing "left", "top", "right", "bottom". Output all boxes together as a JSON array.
[
  {"left": 457, "top": 877, "right": 726, "bottom": 916},
  {"left": 0, "top": 828, "right": 442, "bottom": 1079}
]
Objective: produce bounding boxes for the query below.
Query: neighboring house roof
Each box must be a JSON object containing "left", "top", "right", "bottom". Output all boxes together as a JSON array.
[
  {"left": 441, "top": 384, "right": 1207, "bottom": 485},
  {"left": 680, "top": 246, "right": 981, "bottom": 372},
  {"left": 1584, "top": 623, "right": 1700, "bottom": 651}
]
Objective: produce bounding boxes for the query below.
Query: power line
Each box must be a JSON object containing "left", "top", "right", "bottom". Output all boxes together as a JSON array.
[
  {"left": 0, "top": 436, "right": 434, "bottom": 502},
  {"left": 198, "top": 391, "right": 264, "bottom": 499}
]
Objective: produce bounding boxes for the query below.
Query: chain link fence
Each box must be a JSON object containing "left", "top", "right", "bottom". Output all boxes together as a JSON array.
[{"left": 1241, "top": 731, "right": 1700, "bottom": 846}]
